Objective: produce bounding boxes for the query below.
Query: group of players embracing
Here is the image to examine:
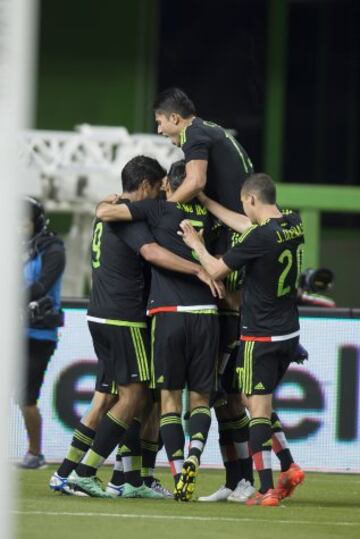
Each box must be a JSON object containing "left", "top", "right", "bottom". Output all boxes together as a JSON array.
[{"left": 50, "top": 88, "right": 305, "bottom": 506}]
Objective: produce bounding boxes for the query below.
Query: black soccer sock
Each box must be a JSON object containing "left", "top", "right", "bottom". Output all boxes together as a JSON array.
[
  {"left": 218, "top": 419, "right": 240, "bottom": 490},
  {"left": 271, "top": 412, "right": 294, "bottom": 472},
  {"left": 188, "top": 406, "right": 212, "bottom": 462},
  {"left": 231, "top": 413, "right": 254, "bottom": 485},
  {"left": 109, "top": 446, "right": 124, "bottom": 486},
  {"left": 158, "top": 432, "right": 164, "bottom": 452},
  {"left": 249, "top": 417, "right": 273, "bottom": 494},
  {"left": 141, "top": 439, "right": 159, "bottom": 487},
  {"left": 57, "top": 422, "right": 96, "bottom": 478},
  {"left": 160, "top": 413, "right": 185, "bottom": 484},
  {"left": 119, "top": 419, "right": 142, "bottom": 487},
  {"left": 76, "top": 411, "right": 129, "bottom": 477}
]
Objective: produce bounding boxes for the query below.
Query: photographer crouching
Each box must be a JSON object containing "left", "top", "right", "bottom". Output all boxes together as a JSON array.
[{"left": 18, "top": 197, "right": 65, "bottom": 469}]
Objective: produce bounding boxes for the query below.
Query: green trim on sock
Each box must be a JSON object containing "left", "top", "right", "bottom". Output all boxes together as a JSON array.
[
  {"left": 160, "top": 416, "right": 182, "bottom": 427},
  {"left": 250, "top": 418, "right": 271, "bottom": 427},
  {"left": 66, "top": 446, "right": 85, "bottom": 464},
  {"left": 107, "top": 412, "right": 129, "bottom": 430},
  {"left": 190, "top": 406, "right": 211, "bottom": 418},
  {"left": 74, "top": 430, "right": 93, "bottom": 446},
  {"left": 82, "top": 449, "right": 105, "bottom": 469},
  {"left": 141, "top": 440, "right": 158, "bottom": 452}
]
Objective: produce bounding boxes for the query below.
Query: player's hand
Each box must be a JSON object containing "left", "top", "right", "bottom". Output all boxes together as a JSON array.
[
  {"left": 103, "top": 193, "right": 121, "bottom": 204},
  {"left": 197, "top": 268, "right": 225, "bottom": 299},
  {"left": 178, "top": 220, "right": 204, "bottom": 249}
]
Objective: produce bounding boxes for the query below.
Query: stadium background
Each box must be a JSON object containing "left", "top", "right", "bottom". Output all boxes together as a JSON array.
[{"left": 15, "top": 0, "right": 360, "bottom": 472}]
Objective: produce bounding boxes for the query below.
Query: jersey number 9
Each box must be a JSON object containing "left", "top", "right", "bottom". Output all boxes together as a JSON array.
[{"left": 92, "top": 222, "right": 103, "bottom": 269}]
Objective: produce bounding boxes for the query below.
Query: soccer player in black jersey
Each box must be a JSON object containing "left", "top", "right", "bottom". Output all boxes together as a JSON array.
[
  {"left": 63, "top": 156, "right": 219, "bottom": 498},
  {"left": 154, "top": 88, "right": 258, "bottom": 499},
  {"left": 153, "top": 87, "right": 253, "bottom": 211},
  {"left": 180, "top": 173, "right": 306, "bottom": 506},
  {"left": 97, "top": 160, "right": 222, "bottom": 501},
  {"left": 197, "top": 191, "right": 304, "bottom": 503}
]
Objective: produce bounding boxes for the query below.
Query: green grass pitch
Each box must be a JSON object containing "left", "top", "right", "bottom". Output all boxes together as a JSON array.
[{"left": 17, "top": 466, "right": 360, "bottom": 539}]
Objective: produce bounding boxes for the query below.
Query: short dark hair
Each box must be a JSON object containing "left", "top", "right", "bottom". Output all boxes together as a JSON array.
[
  {"left": 153, "top": 88, "right": 196, "bottom": 118},
  {"left": 121, "top": 155, "right": 166, "bottom": 193},
  {"left": 24, "top": 196, "right": 47, "bottom": 233},
  {"left": 167, "top": 160, "right": 186, "bottom": 191},
  {"left": 241, "top": 173, "right": 277, "bottom": 204}
]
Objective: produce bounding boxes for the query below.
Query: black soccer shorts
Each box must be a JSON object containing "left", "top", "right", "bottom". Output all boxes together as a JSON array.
[
  {"left": 150, "top": 312, "right": 219, "bottom": 393},
  {"left": 17, "top": 338, "right": 57, "bottom": 406},
  {"left": 94, "top": 358, "right": 118, "bottom": 395},
  {"left": 88, "top": 321, "right": 150, "bottom": 387},
  {"left": 237, "top": 337, "right": 299, "bottom": 396}
]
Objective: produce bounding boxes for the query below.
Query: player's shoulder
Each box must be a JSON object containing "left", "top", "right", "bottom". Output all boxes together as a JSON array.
[
  {"left": 181, "top": 117, "right": 213, "bottom": 145},
  {"left": 280, "top": 209, "right": 302, "bottom": 226},
  {"left": 235, "top": 223, "right": 262, "bottom": 244}
]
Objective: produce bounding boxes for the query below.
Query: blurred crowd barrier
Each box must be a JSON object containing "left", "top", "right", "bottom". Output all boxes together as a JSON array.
[{"left": 20, "top": 125, "right": 183, "bottom": 295}]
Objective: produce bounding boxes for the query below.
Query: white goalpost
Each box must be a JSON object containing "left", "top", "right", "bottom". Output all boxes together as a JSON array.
[{"left": 0, "top": 0, "right": 39, "bottom": 535}]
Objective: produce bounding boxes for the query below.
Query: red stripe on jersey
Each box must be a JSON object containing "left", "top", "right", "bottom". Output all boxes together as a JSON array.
[
  {"left": 148, "top": 306, "right": 178, "bottom": 315},
  {"left": 241, "top": 335, "right": 272, "bottom": 342}
]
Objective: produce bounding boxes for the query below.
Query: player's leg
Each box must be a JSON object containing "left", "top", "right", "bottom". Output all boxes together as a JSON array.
[
  {"left": 151, "top": 314, "right": 187, "bottom": 489},
  {"left": 140, "top": 397, "right": 173, "bottom": 497},
  {"left": 19, "top": 339, "right": 56, "bottom": 469},
  {"left": 272, "top": 410, "right": 304, "bottom": 499},
  {"left": 238, "top": 341, "right": 279, "bottom": 506},
  {"left": 50, "top": 390, "right": 115, "bottom": 492},
  {"left": 107, "top": 416, "right": 142, "bottom": 496},
  {"left": 140, "top": 398, "right": 160, "bottom": 487},
  {"left": 106, "top": 393, "right": 169, "bottom": 497},
  {"left": 119, "top": 418, "right": 142, "bottom": 487},
  {"left": 218, "top": 344, "right": 253, "bottom": 494},
  {"left": 244, "top": 339, "right": 304, "bottom": 506},
  {"left": 70, "top": 323, "right": 150, "bottom": 497},
  {"left": 106, "top": 445, "right": 124, "bottom": 495},
  {"left": 271, "top": 410, "right": 293, "bottom": 471},
  {"left": 198, "top": 400, "right": 239, "bottom": 502},
  {"left": 246, "top": 392, "right": 276, "bottom": 502},
  {"left": 175, "top": 314, "right": 219, "bottom": 502},
  {"left": 160, "top": 389, "right": 184, "bottom": 486},
  {"left": 51, "top": 321, "right": 117, "bottom": 491},
  {"left": 223, "top": 393, "right": 256, "bottom": 503}
]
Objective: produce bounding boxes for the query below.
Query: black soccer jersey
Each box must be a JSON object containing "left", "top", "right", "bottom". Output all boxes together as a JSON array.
[
  {"left": 222, "top": 211, "right": 304, "bottom": 338},
  {"left": 88, "top": 215, "right": 155, "bottom": 322},
  {"left": 126, "top": 199, "right": 217, "bottom": 313},
  {"left": 180, "top": 118, "right": 254, "bottom": 212}
]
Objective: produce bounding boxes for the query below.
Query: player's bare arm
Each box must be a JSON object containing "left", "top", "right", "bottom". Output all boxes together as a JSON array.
[
  {"left": 140, "top": 242, "right": 224, "bottom": 299},
  {"left": 179, "top": 220, "right": 231, "bottom": 281},
  {"left": 168, "top": 160, "right": 208, "bottom": 203},
  {"left": 95, "top": 199, "right": 132, "bottom": 222},
  {"left": 198, "top": 192, "right": 251, "bottom": 234}
]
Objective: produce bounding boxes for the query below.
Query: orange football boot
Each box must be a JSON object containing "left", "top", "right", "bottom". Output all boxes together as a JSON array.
[
  {"left": 276, "top": 463, "right": 305, "bottom": 500},
  {"left": 245, "top": 488, "right": 280, "bottom": 506}
]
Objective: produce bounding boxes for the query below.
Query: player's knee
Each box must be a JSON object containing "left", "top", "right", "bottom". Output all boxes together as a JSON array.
[
  {"left": 247, "top": 394, "right": 272, "bottom": 419},
  {"left": 189, "top": 391, "right": 210, "bottom": 411},
  {"left": 119, "top": 382, "right": 146, "bottom": 405},
  {"left": 161, "top": 390, "right": 182, "bottom": 415},
  {"left": 226, "top": 393, "right": 246, "bottom": 416}
]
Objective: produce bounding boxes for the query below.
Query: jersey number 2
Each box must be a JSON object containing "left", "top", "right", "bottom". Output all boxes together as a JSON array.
[
  {"left": 277, "top": 244, "right": 303, "bottom": 297},
  {"left": 92, "top": 222, "right": 103, "bottom": 268}
]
